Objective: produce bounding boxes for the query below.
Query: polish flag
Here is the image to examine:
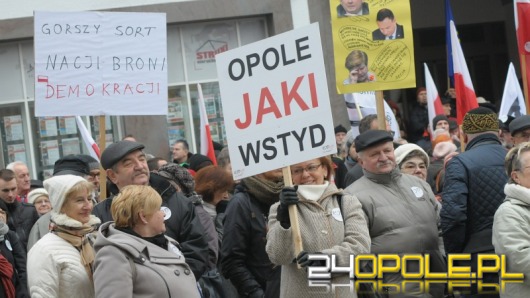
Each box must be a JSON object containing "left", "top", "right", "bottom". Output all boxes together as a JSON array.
[
  {"left": 76, "top": 116, "right": 100, "bottom": 161},
  {"left": 499, "top": 63, "right": 526, "bottom": 120},
  {"left": 515, "top": 0, "right": 530, "bottom": 111},
  {"left": 424, "top": 63, "right": 445, "bottom": 138},
  {"left": 449, "top": 21, "right": 478, "bottom": 124},
  {"left": 197, "top": 84, "right": 217, "bottom": 165}
]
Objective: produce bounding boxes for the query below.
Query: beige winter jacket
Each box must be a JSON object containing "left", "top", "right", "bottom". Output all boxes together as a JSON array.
[{"left": 266, "top": 183, "right": 371, "bottom": 298}]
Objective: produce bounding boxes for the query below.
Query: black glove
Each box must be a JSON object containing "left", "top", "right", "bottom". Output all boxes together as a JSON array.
[
  {"left": 248, "top": 287, "right": 264, "bottom": 298},
  {"left": 296, "top": 251, "right": 326, "bottom": 268},
  {"left": 276, "top": 186, "right": 298, "bottom": 228}
]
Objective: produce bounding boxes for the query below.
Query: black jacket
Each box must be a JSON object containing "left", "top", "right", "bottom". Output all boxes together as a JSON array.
[
  {"left": 93, "top": 174, "right": 209, "bottom": 279},
  {"left": 0, "top": 231, "right": 28, "bottom": 298},
  {"left": 220, "top": 184, "right": 280, "bottom": 298},
  {"left": 5, "top": 201, "right": 38, "bottom": 250},
  {"left": 407, "top": 103, "right": 428, "bottom": 144},
  {"left": 441, "top": 133, "right": 508, "bottom": 254}
]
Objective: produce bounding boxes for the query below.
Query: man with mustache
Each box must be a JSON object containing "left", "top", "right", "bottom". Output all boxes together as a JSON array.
[
  {"left": 92, "top": 140, "right": 209, "bottom": 279},
  {"left": 344, "top": 130, "right": 445, "bottom": 297}
]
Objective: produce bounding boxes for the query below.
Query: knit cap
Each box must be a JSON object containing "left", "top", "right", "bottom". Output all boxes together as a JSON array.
[
  {"left": 394, "top": 143, "right": 430, "bottom": 168},
  {"left": 28, "top": 188, "right": 49, "bottom": 205},
  {"left": 44, "top": 175, "right": 87, "bottom": 211},
  {"left": 433, "top": 142, "right": 457, "bottom": 160},
  {"left": 462, "top": 107, "right": 499, "bottom": 134}
]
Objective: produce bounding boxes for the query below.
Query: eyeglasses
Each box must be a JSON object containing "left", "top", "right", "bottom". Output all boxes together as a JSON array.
[{"left": 291, "top": 164, "right": 321, "bottom": 176}]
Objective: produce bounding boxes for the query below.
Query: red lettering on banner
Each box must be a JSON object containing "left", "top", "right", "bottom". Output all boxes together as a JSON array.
[
  {"left": 43, "top": 82, "right": 161, "bottom": 99},
  {"left": 233, "top": 73, "right": 318, "bottom": 129}
]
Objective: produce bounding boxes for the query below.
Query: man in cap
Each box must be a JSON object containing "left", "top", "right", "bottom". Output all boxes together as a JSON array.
[
  {"left": 441, "top": 107, "right": 508, "bottom": 294},
  {"left": 509, "top": 114, "right": 530, "bottom": 146},
  {"left": 27, "top": 154, "right": 95, "bottom": 250},
  {"left": 344, "top": 130, "right": 445, "bottom": 297},
  {"left": 92, "top": 141, "right": 209, "bottom": 279},
  {"left": 0, "top": 169, "right": 39, "bottom": 249},
  {"left": 499, "top": 116, "right": 515, "bottom": 149}
]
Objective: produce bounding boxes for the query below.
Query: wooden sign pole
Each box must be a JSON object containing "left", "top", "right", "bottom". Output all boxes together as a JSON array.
[{"left": 282, "top": 166, "right": 303, "bottom": 265}]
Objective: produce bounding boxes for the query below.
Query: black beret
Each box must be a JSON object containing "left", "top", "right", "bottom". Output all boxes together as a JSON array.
[
  {"left": 101, "top": 141, "right": 145, "bottom": 170},
  {"left": 509, "top": 115, "right": 530, "bottom": 135},
  {"left": 354, "top": 130, "right": 394, "bottom": 152},
  {"left": 53, "top": 155, "right": 90, "bottom": 176},
  {"left": 188, "top": 153, "right": 213, "bottom": 172}
]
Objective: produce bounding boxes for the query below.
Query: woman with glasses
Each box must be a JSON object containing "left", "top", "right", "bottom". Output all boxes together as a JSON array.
[
  {"left": 493, "top": 142, "right": 530, "bottom": 297},
  {"left": 266, "top": 156, "right": 371, "bottom": 297},
  {"left": 394, "top": 143, "right": 430, "bottom": 181},
  {"left": 27, "top": 188, "right": 51, "bottom": 216}
]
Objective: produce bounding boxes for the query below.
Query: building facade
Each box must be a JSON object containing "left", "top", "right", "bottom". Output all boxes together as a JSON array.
[{"left": 0, "top": 0, "right": 520, "bottom": 179}]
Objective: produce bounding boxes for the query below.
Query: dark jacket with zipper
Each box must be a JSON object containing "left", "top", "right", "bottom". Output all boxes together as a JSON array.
[
  {"left": 220, "top": 183, "right": 280, "bottom": 298},
  {"left": 92, "top": 173, "right": 209, "bottom": 279}
]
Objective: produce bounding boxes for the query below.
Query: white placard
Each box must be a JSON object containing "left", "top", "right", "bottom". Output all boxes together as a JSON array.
[
  {"left": 34, "top": 11, "right": 168, "bottom": 116},
  {"left": 216, "top": 23, "right": 335, "bottom": 180}
]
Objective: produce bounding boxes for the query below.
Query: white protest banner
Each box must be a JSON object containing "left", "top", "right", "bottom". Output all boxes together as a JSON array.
[
  {"left": 34, "top": 11, "right": 167, "bottom": 116},
  {"left": 344, "top": 92, "right": 401, "bottom": 140},
  {"left": 216, "top": 23, "right": 335, "bottom": 180}
]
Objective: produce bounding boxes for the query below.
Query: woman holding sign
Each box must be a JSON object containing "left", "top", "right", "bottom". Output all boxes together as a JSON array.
[{"left": 266, "top": 156, "right": 371, "bottom": 297}]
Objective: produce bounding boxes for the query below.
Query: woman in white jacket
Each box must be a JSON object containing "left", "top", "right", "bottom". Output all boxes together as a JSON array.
[
  {"left": 27, "top": 175, "right": 100, "bottom": 298},
  {"left": 493, "top": 142, "right": 530, "bottom": 298}
]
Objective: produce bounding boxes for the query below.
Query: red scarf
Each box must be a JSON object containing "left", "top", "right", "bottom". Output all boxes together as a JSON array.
[{"left": 0, "top": 254, "right": 14, "bottom": 298}]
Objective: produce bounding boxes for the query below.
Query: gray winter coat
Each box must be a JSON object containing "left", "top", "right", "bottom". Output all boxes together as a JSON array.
[
  {"left": 93, "top": 222, "right": 201, "bottom": 298},
  {"left": 344, "top": 168, "right": 445, "bottom": 297}
]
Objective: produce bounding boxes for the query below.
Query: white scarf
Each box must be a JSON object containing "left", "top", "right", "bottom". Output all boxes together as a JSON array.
[{"left": 297, "top": 181, "right": 329, "bottom": 201}]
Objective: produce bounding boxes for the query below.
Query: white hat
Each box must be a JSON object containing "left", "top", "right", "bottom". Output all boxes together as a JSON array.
[
  {"left": 394, "top": 143, "right": 430, "bottom": 168},
  {"left": 27, "top": 188, "right": 49, "bottom": 205},
  {"left": 44, "top": 175, "right": 87, "bottom": 211}
]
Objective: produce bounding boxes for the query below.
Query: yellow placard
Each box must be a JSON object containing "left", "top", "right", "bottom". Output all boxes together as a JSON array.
[{"left": 330, "top": 0, "right": 416, "bottom": 93}]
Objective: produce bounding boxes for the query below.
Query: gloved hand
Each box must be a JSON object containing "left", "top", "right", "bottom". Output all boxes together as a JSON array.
[
  {"left": 248, "top": 287, "right": 264, "bottom": 298},
  {"left": 296, "top": 251, "right": 326, "bottom": 268},
  {"left": 276, "top": 186, "right": 298, "bottom": 228}
]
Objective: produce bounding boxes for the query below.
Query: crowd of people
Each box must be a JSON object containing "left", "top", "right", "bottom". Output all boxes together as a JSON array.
[{"left": 0, "top": 90, "right": 529, "bottom": 297}]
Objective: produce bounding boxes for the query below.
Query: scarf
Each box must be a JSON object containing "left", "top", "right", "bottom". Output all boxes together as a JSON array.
[
  {"left": 0, "top": 254, "right": 14, "bottom": 298},
  {"left": 241, "top": 176, "right": 284, "bottom": 206},
  {"left": 52, "top": 224, "right": 96, "bottom": 282},
  {"left": 0, "top": 222, "right": 9, "bottom": 242},
  {"left": 297, "top": 182, "right": 329, "bottom": 201}
]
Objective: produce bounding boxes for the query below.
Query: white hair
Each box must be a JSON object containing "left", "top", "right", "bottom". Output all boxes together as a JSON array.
[{"left": 6, "top": 161, "right": 27, "bottom": 171}]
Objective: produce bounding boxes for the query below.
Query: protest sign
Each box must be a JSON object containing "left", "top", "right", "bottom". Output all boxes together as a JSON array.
[
  {"left": 330, "top": 0, "right": 415, "bottom": 93},
  {"left": 216, "top": 23, "right": 335, "bottom": 180},
  {"left": 34, "top": 11, "right": 167, "bottom": 116}
]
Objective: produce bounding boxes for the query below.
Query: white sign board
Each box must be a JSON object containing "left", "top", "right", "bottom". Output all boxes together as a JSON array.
[
  {"left": 34, "top": 11, "right": 168, "bottom": 116},
  {"left": 216, "top": 23, "right": 335, "bottom": 180}
]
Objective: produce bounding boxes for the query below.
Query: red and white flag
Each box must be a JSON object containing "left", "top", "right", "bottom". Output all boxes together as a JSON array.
[
  {"left": 76, "top": 116, "right": 100, "bottom": 161},
  {"left": 499, "top": 62, "right": 526, "bottom": 120},
  {"left": 515, "top": 0, "right": 530, "bottom": 111},
  {"left": 424, "top": 63, "right": 445, "bottom": 138},
  {"left": 197, "top": 84, "right": 217, "bottom": 165},
  {"left": 450, "top": 20, "right": 478, "bottom": 124}
]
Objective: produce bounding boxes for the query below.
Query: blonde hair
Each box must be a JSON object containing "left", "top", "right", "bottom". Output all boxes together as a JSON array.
[
  {"left": 111, "top": 185, "right": 162, "bottom": 228},
  {"left": 65, "top": 180, "right": 94, "bottom": 203},
  {"left": 506, "top": 142, "right": 530, "bottom": 184}
]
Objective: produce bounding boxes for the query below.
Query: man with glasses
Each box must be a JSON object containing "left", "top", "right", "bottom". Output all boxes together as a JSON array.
[
  {"left": 344, "top": 130, "right": 445, "bottom": 297},
  {"left": 441, "top": 107, "right": 507, "bottom": 296},
  {"left": 509, "top": 114, "right": 530, "bottom": 146}
]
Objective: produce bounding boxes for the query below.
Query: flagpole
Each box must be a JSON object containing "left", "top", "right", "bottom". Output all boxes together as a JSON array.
[
  {"left": 521, "top": 54, "right": 530, "bottom": 114},
  {"left": 99, "top": 116, "right": 107, "bottom": 200}
]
